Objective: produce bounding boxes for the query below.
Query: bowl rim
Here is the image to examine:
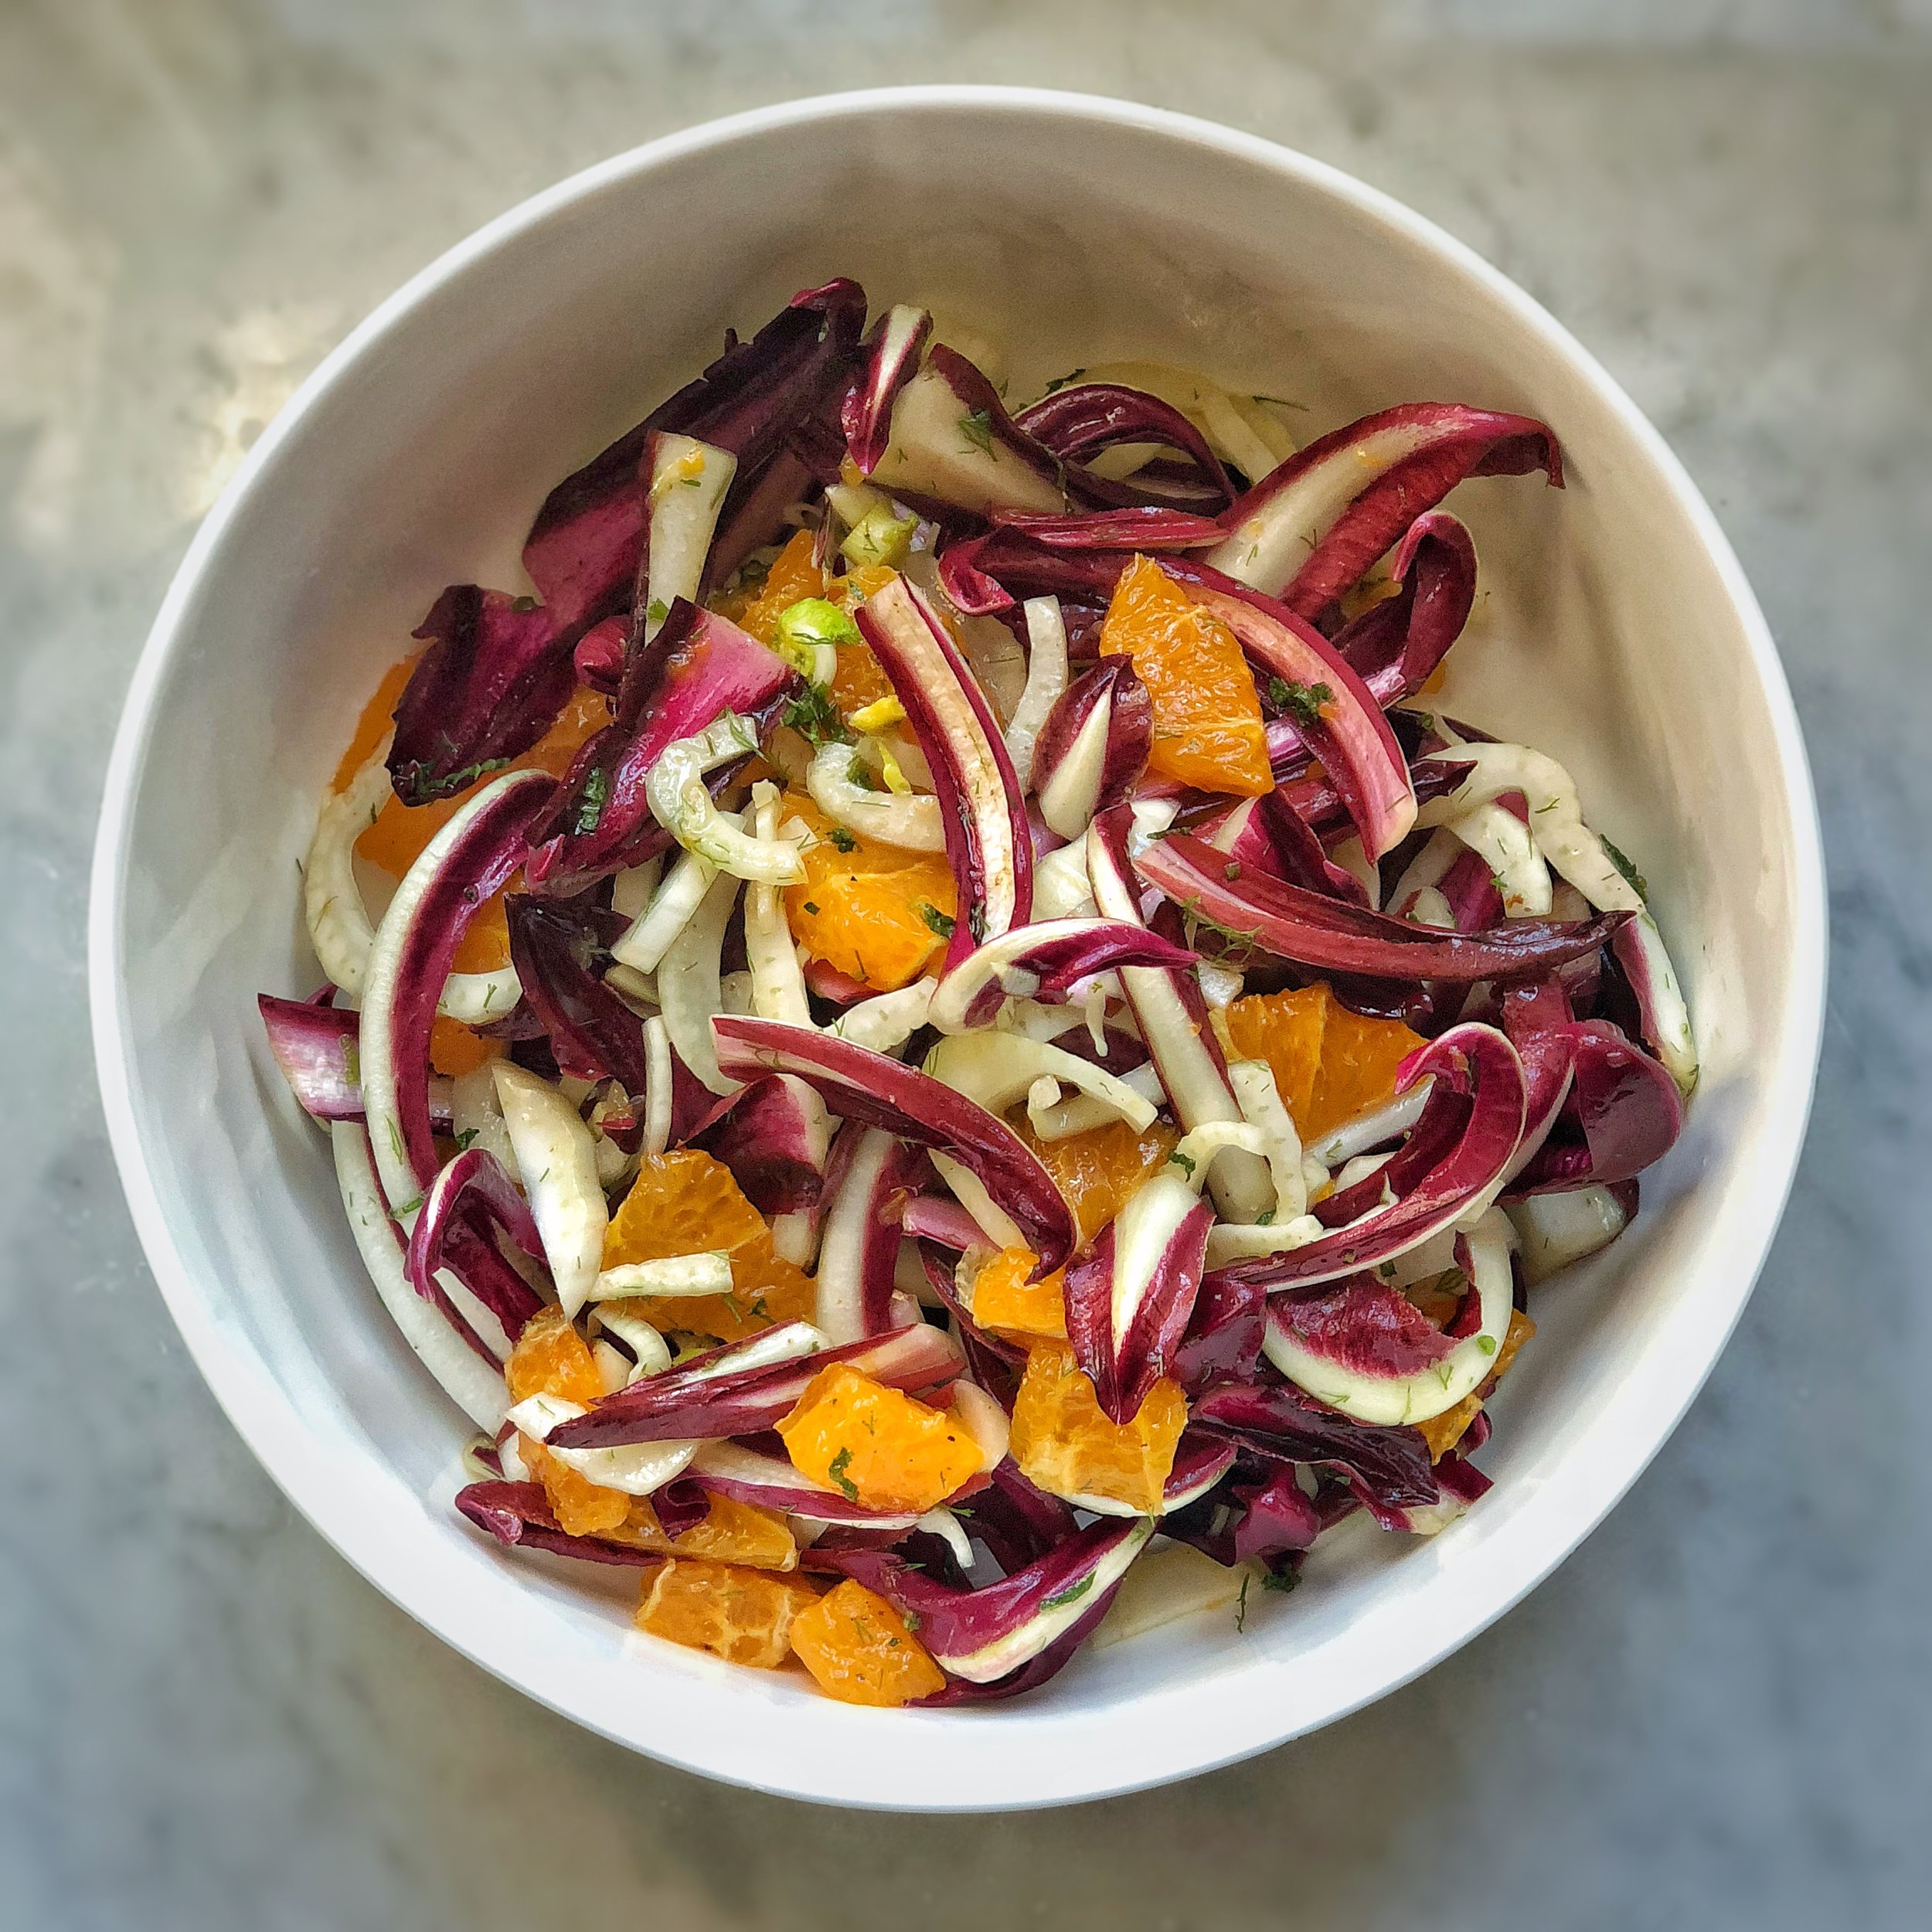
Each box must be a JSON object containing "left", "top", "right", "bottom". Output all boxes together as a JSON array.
[{"left": 89, "top": 83, "right": 1827, "bottom": 1810}]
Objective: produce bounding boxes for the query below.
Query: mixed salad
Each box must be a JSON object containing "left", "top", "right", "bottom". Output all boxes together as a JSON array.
[{"left": 261, "top": 280, "right": 1694, "bottom": 1707}]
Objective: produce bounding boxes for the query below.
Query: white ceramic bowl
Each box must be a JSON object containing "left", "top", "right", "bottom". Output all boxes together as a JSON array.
[{"left": 90, "top": 88, "right": 1825, "bottom": 1811}]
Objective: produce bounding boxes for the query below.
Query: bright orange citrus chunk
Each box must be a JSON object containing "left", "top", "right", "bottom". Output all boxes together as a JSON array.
[
  {"left": 429, "top": 1014, "right": 502, "bottom": 1080},
  {"left": 1009, "top": 1341, "right": 1188, "bottom": 1515},
  {"left": 504, "top": 1308, "right": 630, "bottom": 1536},
  {"left": 1012, "top": 1114, "right": 1180, "bottom": 1248},
  {"left": 332, "top": 653, "right": 420, "bottom": 791},
  {"left": 635, "top": 1557, "right": 819, "bottom": 1668},
  {"left": 776, "top": 1365, "right": 981, "bottom": 1515},
  {"left": 711, "top": 527, "right": 828, "bottom": 641},
  {"left": 1222, "top": 981, "right": 1425, "bottom": 1141},
  {"left": 1100, "top": 554, "right": 1270, "bottom": 796},
  {"left": 827, "top": 563, "right": 899, "bottom": 714},
  {"left": 788, "top": 1578, "right": 946, "bottom": 1706},
  {"left": 601, "top": 1149, "right": 815, "bottom": 1343},
  {"left": 783, "top": 796, "right": 956, "bottom": 992},
  {"left": 1417, "top": 1308, "right": 1536, "bottom": 1461},
  {"left": 610, "top": 1493, "right": 799, "bottom": 1572},
  {"left": 968, "top": 1246, "right": 1068, "bottom": 1341}
]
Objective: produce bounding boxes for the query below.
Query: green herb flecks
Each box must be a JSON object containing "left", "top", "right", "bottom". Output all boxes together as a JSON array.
[
  {"left": 1042, "top": 368, "right": 1087, "bottom": 395},
  {"left": 1042, "top": 1574, "right": 1094, "bottom": 1612},
  {"left": 645, "top": 597, "right": 669, "bottom": 626},
  {"left": 1601, "top": 835, "right": 1649, "bottom": 903},
  {"left": 1262, "top": 1564, "right": 1301, "bottom": 1595},
  {"left": 573, "top": 764, "right": 611, "bottom": 837},
  {"left": 828, "top": 825, "right": 858, "bottom": 853},
  {"left": 827, "top": 1447, "right": 859, "bottom": 1502},
  {"left": 920, "top": 903, "right": 956, "bottom": 940},
  {"left": 959, "top": 409, "right": 995, "bottom": 457},
  {"left": 1266, "top": 677, "right": 1335, "bottom": 732},
  {"left": 1236, "top": 1572, "right": 1251, "bottom": 1632},
  {"left": 1168, "top": 1149, "right": 1197, "bottom": 1180},
  {"left": 781, "top": 683, "right": 849, "bottom": 750}
]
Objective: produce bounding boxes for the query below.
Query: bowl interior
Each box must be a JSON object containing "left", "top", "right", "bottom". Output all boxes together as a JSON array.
[{"left": 94, "top": 91, "right": 1821, "bottom": 1809}]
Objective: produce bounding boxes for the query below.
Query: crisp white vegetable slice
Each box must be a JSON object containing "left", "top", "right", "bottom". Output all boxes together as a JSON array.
[
  {"left": 1006, "top": 596, "right": 1070, "bottom": 792},
  {"left": 647, "top": 713, "right": 803, "bottom": 883},
  {"left": 805, "top": 740, "right": 944, "bottom": 851},
  {"left": 506, "top": 1392, "right": 697, "bottom": 1495},
  {"left": 642, "top": 434, "right": 737, "bottom": 641},
  {"left": 492, "top": 1061, "right": 607, "bottom": 1319},
  {"left": 1507, "top": 1185, "right": 1631, "bottom": 1285},
  {"left": 655, "top": 866, "right": 743, "bottom": 1095},
  {"left": 588, "top": 1253, "right": 733, "bottom": 1301}
]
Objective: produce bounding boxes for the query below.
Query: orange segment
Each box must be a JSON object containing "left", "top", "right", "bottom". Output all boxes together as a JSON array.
[
  {"left": 429, "top": 1014, "right": 502, "bottom": 1080},
  {"left": 1012, "top": 1114, "right": 1179, "bottom": 1248},
  {"left": 503, "top": 1308, "right": 630, "bottom": 1536},
  {"left": 1223, "top": 982, "right": 1424, "bottom": 1141},
  {"left": 609, "top": 1494, "right": 799, "bottom": 1572},
  {"left": 712, "top": 527, "right": 828, "bottom": 641},
  {"left": 776, "top": 1365, "right": 981, "bottom": 1514},
  {"left": 783, "top": 796, "right": 955, "bottom": 992},
  {"left": 332, "top": 653, "right": 420, "bottom": 791},
  {"left": 968, "top": 1246, "right": 1068, "bottom": 1341},
  {"left": 827, "top": 564, "right": 899, "bottom": 714},
  {"left": 635, "top": 1557, "right": 819, "bottom": 1668},
  {"left": 789, "top": 1579, "right": 946, "bottom": 1706},
  {"left": 601, "top": 1149, "right": 815, "bottom": 1343},
  {"left": 1100, "top": 554, "right": 1270, "bottom": 796},
  {"left": 1009, "top": 1341, "right": 1187, "bottom": 1515}
]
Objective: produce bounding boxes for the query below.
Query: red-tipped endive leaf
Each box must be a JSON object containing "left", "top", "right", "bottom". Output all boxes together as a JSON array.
[
  {"left": 1498, "top": 978, "right": 1578, "bottom": 1184},
  {"left": 1162, "top": 1432, "right": 1240, "bottom": 1514},
  {"left": 992, "top": 507, "right": 1226, "bottom": 549},
  {"left": 332, "top": 1123, "right": 509, "bottom": 1427},
  {"left": 546, "top": 1321, "right": 962, "bottom": 1451},
  {"left": 257, "top": 993, "right": 456, "bottom": 1129},
  {"left": 1262, "top": 1208, "right": 1515, "bottom": 1425},
  {"left": 524, "top": 600, "right": 797, "bottom": 893},
  {"left": 1207, "top": 789, "right": 1366, "bottom": 905},
  {"left": 1031, "top": 658, "right": 1151, "bottom": 842},
  {"left": 1203, "top": 402, "right": 1560, "bottom": 617},
  {"left": 1512, "top": 1019, "right": 1684, "bottom": 1193},
  {"left": 386, "top": 587, "right": 575, "bottom": 806},
  {"left": 927, "top": 917, "right": 1193, "bottom": 1034},
  {"left": 1086, "top": 807, "right": 1273, "bottom": 1225},
  {"left": 854, "top": 574, "right": 1032, "bottom": 965},
  {"left": 1160, "top": 1445, "right": 1321, "bottom": 1566},
  {"left": 712, "top": 1016, "right": 1075, "bottom": 1274},
  {"left": 1014, "top": 383, "right": 1236, "bottom": 512},
  {"left": 1334, "top": 511, "right": 1478, "bottom": 706},
  {"left": 1063, "top": 1172, "right": 1213, "bottom": 1423},
  {"left": 1134, "top": 830, "right": 1628, "bottom": 983},
  {"left": 1185, "top": 583, "right": 1415, "bottom": 859},
  {"left": 522, "top": 278, "right": 866, "bottom": 640},
  {"left": 503, "top": 895, "right": 652, "bottom": 1093},
  {"left": 689, "top": 1073, "right": 832, "bottom": 1216},
  {"left": 359, "top": 770, "right": 558, "bottom": 1213},
  {"left": 814, "top": 1127, "right": 918, "bottom": 1345},
  {"left": 1190, "top": 1383, "right": 1440, "bottom": 1512},
  {"left": 902, "top": 1192, "right": 987, "bottom": 1252},
  {"left": 870, "top": 345, "right": 1066, "bottom": 519},
  {"left": 405, "top": 1148, "right": 548, "bottom": 1343},
  {"left": 1203, "top": 1023, "right": 1527, "bottom": 1297},
  {"left": 842, "top": 304, "right": 931, "bottom": 474},
  {"left": 811, "top": 1516, "right": 1155, "bottom": 1685},
  {"left": 571, "top": 614, "right": 628, "bottom": 696}
]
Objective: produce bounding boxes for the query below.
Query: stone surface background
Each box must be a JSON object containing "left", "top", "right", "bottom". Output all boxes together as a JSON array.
[{"left": 2, "top": 3, "right": 1925, "bottom": 1926}]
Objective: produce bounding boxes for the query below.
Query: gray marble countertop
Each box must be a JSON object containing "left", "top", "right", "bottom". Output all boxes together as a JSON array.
[{"left": 5, "top": 3, "right": 1925, "bottom": 1926}]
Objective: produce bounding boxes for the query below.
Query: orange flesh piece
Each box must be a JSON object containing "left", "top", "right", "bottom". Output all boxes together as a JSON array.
[
  {"left": 504, "top": 1308, "right": 630, "bottom": 1536},
  {"left": 636, "top": 1558, "right": 819, "bottom": 1668},
  {"left": 600, "top": 1149, "right": 814, "bottom": 1343},
  {"left": 1222, "top": 982, "right": 1425, "bottom": 1141},
  {"left": 1417, "top": 1308, "right": 1536, "bottom": 1461},
  {"left": 1012, "top": 1114, "right": 1180, "bottom": 1249},
  {"left": 788, "top": 1579, "right": 946, "bottom": 1706},
  {"left": 1100, "top": 554, "right": 1270, "bottom": 796},
  {"left": 610, "top": 1494, "right": 799, "bottom": 1572},
  {"left": 776, "top": 1364, "right": 981, "bottom": 1515},
  {"left": 782, "top": 796, "right": 955, "bottom": 992},
  {"left": 711, "top": 527, "right": 827, "bottom": 641},
  {"left": 1009, "top": 1340, "right": 1187, "bottom": 1515},
  {"left": 968, "top": 1246, "right": 1068, "bottom": 1341}
]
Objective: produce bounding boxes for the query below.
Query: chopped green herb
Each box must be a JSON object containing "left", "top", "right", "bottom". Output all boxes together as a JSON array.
[
  {"left": 1255, "top": 1209, "right": 1275, "bottom": 1226},
  {"left": 1043, "top": 368, "right": 1087, "bottom": 394},
  {"left": 1477, "top": 1333, "right": 1498, "bottom": 1355},
  {"left": 1236, "top": 1571, "right": 1251, "bottom": 1632},
  {"left": 1262, "top": 1565, "right": 1301, "bottom": 1595},
  {"left": 512, "top": 594, "right": 540, "bottom": 612},
  {"left": 453, "top": 1127, "right": 479, "bottom": 1154},
  {"left": 1601, "top": 835, "right": 1649, "bottom": 902},
  {"left": 828, "top": 825, "right": 858, "bottom": 853},
  {"left": 802, "top": 902, "right": 821, "bottom": 917},
  {"left": 1168, "top": 1149, "right": 1198, "bottom": 1179},
  {"left": 342, "top": 1039, "right": 360, "bottom": 1088},
  {"left": 1042, "top": 1574, "right": 1094, "bottom": 1612},
  {"left": 781, "top": 682, "right": 849, "bottom": 749},
  {"left": 645, "top": 596, "right": 668, "bottom": 625},
  {"left": 958, "top": 409, "right": 995, "bottom": 457},
  {"left": 1251, "top": 393, "right": 1308, "bottom": 411},
  {"left": 573, "top": 764, "right": 611, "bottom": 837},
  {"left": 901, "top": 1609, "right": 921, "bottom": 1632},
  {"left": 421, "top": 754, "right": 510, "bottom": 801},
  {"left": 1224, "top": 861, "right": 1242, "bottom": 882},
  {"left": 1266, "top": 677, "right": 1335, "bottom": 731},
  {"left": 1377, "top": 1260, "right": 1398, "bottom": 1280},
  {"left": 920, "top": 903, "right": 957, "bottom": 940},
  {"left": 827, "top": 1446, "right": 859, "bottom": 1502}
]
